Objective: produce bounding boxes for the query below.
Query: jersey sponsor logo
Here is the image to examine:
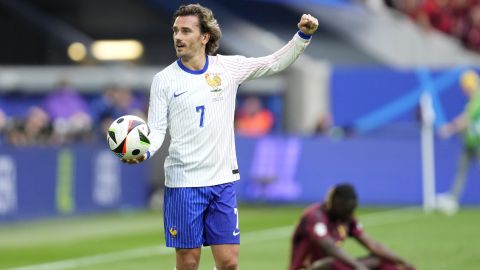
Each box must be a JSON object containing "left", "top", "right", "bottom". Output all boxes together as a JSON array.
[
  {"left": 169, "top": 226, "right": 177, "bottom": 238},
  {"left": 174, "top": 91, "right": 188, "bottom": 98},
  {"left": 233, "top": 230, "right": 240, "bottom": 236},
  {"left": 314, "top": 222, "right": 327, "bottom": 237},
  {"left": 205, "top": 73, "right": 222, "bottom": 92}
]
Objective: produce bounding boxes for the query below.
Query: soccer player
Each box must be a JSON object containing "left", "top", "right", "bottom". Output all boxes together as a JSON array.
[
  {"left": 124, "top": 4, "right": 318, "bottom": 270},
  {"left": 437, "top": 69, "right": 480, "bottom": 215},
  {"left": 290, "top": 184, "right": 415, "bottom": 270}
]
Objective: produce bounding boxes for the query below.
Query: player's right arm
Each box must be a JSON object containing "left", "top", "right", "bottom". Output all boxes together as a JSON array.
[
  {"left": 146, "top": 73, "right": 168, "bottom": 158},
  {"left": 315, "top": 236, "right": 368, "bottom": 270},
  {"left": 308, "top": 220, "right": 368, "bottom": 270},
  {"left": 219, "top": 14, "right": 318, "bottom": 85},
  {"left": 124, "top": 73, "right": 168, "bottom": 164},
  {"left": 355, "top": 232, "right": 415, "bottom": 269},
  {"left": 439, "top": 112, "right": 467, "bottom": 138}
]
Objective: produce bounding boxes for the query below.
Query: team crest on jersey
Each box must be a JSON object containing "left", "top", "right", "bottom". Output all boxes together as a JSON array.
[
  {"left": 169, "top": 226, "right": 177, "bottom": 238},
  {"left": 205, "top": 73, "right": 222, "bottom": 92}
]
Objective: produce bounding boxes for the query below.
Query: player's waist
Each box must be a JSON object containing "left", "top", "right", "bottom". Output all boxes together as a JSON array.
[{"left": 164, "top": 174, "right": 240, "bottom": 188}]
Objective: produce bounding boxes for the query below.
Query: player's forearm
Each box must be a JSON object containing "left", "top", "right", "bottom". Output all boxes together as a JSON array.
[
  {"left": 369, "top": 242, "right": 405, "bottom": 264},
  {"left": 453, "top": 114, "right": 468, "bottom": 132},
  {"left": 329, "top": 249, "right": 365, "bottom": 269},
  {"left": 146, "top": 128, "right": 166, "bottom": 159},
  {"left": 246, "top": 32, "right": 311, "bottom": 80},
  {"left": 318, "top": 239, "right": 364, "bottom": 269}
]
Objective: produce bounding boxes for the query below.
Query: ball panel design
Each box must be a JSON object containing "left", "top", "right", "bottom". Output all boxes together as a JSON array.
[{"left": 107, "top": 115, "right": 150, "bottom": 160}]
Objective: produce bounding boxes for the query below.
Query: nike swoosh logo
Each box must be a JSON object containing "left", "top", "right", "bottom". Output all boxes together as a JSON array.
[
  {"left": 233, "top": 230, "right": 240, "bottom": 236},
  {"left": 174, "top": 91, "right": 188, "bottom": 98}
]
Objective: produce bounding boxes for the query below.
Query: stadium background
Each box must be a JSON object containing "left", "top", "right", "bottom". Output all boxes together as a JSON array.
[{"left": 1, "top": 0, "right": 480, "bottom": 269}]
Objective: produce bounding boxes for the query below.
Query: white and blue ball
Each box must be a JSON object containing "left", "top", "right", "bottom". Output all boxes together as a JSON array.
[{"left": 107, "top": 115, "right": 150, "bottom": 160}]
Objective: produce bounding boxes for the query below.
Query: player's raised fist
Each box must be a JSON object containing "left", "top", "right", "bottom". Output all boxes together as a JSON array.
[{"left": 297, "top": 14, "right": 319, "bottom": 35}]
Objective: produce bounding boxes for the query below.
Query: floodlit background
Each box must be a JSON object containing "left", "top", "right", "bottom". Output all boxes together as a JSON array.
[{"left": 0, "top": 0, "right": 479, "bottom": 269}]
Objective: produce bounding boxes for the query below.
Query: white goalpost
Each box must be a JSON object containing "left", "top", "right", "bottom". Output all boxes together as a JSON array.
[{"left": 420, "top": 92, "right": 436, "bottom": 212}]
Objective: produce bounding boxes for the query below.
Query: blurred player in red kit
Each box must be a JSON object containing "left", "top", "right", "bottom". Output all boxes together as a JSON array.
[{"left": 289, "top": 183, "right": 415, "bottom": 270}]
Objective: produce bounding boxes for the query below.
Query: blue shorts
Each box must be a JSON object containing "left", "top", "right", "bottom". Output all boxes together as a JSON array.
[{"left": 163, "top": 182, "right": 240, "bottom": 248}]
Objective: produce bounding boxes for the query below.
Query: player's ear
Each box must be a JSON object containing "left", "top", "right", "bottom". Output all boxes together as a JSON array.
[
  {"left": 325, "top": 187, "right": 335, "bottom": 211},
  {"left": 202, "top": 32, "right": 210, "bottom": 45}
]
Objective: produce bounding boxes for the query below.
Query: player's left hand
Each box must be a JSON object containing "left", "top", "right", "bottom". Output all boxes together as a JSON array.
[
  {"left": 298, "top": 14, "right": 319, "bottom": 36},
  {"left": 121, "top": 153, "right": 147, "bottom": 165}
]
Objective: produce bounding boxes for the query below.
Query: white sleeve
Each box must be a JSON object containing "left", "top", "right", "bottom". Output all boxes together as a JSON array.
[
  {"left": 220, "top": 32, "right": 311, "bottom": 85},
  {"left": 146, "top": 73, "right": 168, "bottom": 158}
]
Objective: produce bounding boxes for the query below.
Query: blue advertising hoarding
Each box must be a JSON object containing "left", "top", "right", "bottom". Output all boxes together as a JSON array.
[
  {"left": 0, "top": 135, "right": 478, "bottom": 222},
  {"left": 0, "top": 146, "right": 149, "bottom": 221},
  {"left": 234, "top": 135, "right": 480, "bottom": 206}
]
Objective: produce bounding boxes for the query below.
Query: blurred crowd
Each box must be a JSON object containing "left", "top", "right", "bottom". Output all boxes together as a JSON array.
[
  {"left": 0, "top": 83, "right": 287, "bottom": 146},
  {"left": 386, "top": 0, "right": 480, "bottom": 52},
  {"left": 0, "top": 80, "right": 147, "bottom": 146}
]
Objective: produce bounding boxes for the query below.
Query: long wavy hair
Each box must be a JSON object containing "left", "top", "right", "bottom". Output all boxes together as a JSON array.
[{"left": 173, "top": 4, "right": 222, "bottom": 55}]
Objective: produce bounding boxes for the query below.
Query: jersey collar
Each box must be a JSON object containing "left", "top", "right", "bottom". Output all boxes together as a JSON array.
[{"left": 177, "top": 55, "right": 209, "bottom": 75}]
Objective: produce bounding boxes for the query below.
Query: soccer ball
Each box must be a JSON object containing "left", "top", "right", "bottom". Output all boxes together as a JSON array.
[{"left": 107, "top": 115, "right": 150, "bottom": 160}]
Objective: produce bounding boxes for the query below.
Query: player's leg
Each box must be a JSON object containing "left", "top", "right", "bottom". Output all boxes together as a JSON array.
[
  {"left": 438, "top": 150, "right": 472, "bottom": 214},
  {"left": 309, "top": 257, "right": 356, "bottom": 270},
  {"left": 175, "top": 248, "right": 202, "bottom": 270},
  {"left": 164, "top": 187, "right": 210, "bottom": 270},
  {"left": 357, "top": 255, "right": 380, "bottom": 269},
  {"left": 359, "top": 255, "right": 415, "bottom": 270},
  {"left": 450, "top": 150, "right": 472, "bottom": 201},
  {"left": 205, "top": 182, "right": 240, "bottom": 270},
  {"left": 211, "top": 244, "right": 239, "bottom": 270},
  {"left": 309, "top": 255, "right": 379, "bottom": 270},
  {"left": 308, "top": 257, "right": 334, "bottom": 270}
]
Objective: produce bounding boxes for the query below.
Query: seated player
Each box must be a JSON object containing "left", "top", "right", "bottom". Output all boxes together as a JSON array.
[{"left": 289, "top": 183, "right": 415, "bottom": 270}]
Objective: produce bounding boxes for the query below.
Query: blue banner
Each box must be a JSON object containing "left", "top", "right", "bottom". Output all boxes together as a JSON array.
[
  {"left": 1, "top": 135, "right": 478, "bottom": 222},
  {"left": 0, "top": 146, "right": 149, "bottom": 221},
  {"left": 234, "top": 135, "right": 480, "bottom": 205},
  {"left": 330, "top": 66, "right": 470, "bottom": 133}
]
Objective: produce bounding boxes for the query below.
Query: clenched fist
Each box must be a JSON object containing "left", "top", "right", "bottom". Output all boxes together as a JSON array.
[{"left": 298, "top": 14, "right": 319, "bottom": 35}]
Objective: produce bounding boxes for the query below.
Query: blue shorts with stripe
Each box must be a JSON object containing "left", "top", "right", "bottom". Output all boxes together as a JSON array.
[{"left": 163, "top": 182, "right": 240, "bottom": 248}]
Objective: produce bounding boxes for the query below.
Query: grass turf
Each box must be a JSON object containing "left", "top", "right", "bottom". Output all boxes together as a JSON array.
[{"left": 0, "top": 206, "right": 479, "bottom": 270}]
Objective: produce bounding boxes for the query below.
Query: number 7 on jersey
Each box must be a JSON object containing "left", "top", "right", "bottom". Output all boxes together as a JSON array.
[{"left": 196, "top": 105, "right": 205, "bottom": 127}]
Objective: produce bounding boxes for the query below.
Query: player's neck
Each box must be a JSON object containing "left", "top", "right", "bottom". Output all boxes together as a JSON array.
[{"left": 180, "top": 53, "right": 207, "bottom": 71}]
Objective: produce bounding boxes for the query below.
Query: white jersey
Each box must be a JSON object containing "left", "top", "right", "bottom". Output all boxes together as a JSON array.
[{"left": 147, "top": 32, "right": 311, "bottom": 187}]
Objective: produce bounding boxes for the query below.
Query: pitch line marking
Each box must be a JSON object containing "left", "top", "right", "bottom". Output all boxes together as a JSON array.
[{"left": 5, "top": 207, "right": 423, "bottom": 270}]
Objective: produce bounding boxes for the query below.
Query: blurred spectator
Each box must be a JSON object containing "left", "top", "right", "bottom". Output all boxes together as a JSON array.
[
  {"left": 314, "top": 112, "right": 333, "bottom": 135},
  {"left": 90, "top": 85, "right": 119, "bottom": 140},
  {"left": 421, "top": 0, "right": 455, "bottom": 34},
  {"left": 386, "top": 0, "right": 480, "bottom": 52},
  {"left": 459, "top": 4, "right": 480, "bottom": 51},
  {"left": 42, "top": 79, "right": 92, "bottom": 144},
  {"left": 90, "top": 85, "right": 147, "bottom": 140},
  {"left": 1, "top": 83, "right": 149, "bottom": 146},
  {"left": 235, "top": 96, "right": 274, "bottom": 137},
  {"left": 0, "top": 99, "right": 8, "bottom": 144},
  {"left": 6, "top": 106, "right": 52, "bottom": 146}
]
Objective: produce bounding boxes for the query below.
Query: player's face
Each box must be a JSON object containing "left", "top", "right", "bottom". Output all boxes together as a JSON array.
[
  {"left": 330, "top": 199, "right": 357, "bottom": 222},
  {"left": 172, "top": 16, "right": 209, "bottom": 59}
]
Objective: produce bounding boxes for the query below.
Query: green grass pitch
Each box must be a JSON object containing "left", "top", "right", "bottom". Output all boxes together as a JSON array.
[{"left": 0, "top": 206, "right": 479, "bottom": 270}]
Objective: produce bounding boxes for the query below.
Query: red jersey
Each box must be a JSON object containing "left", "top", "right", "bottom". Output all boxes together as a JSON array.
[{"left": 289, "top": 203, "right": 363, "bottom": 270}]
